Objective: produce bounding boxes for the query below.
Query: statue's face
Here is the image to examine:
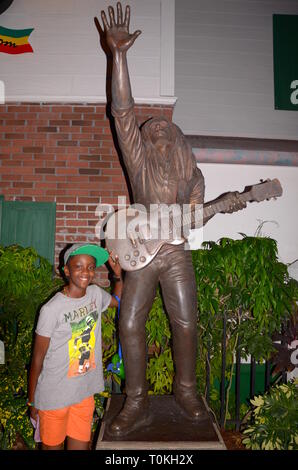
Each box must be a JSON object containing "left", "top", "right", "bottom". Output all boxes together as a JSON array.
[{"left": 149, "top": 119, "right": 173, "bottom": 148}]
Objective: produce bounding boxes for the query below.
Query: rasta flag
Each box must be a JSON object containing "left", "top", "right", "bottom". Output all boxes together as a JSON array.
[{"left": 0, "top": 26, "right": 34, "bottom": 54}]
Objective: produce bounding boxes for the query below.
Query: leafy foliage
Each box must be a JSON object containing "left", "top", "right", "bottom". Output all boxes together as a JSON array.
[
  {"left": 270, "top": 280, "right": 298, "bottom": 374},
  {"left": 192, "top": 237, "right": 297, "bottom": 423},
  {"left": 194, "top": 237, "right": 294, "bottom": 358},
  {"left": 0, "top": 245, "right": 62, "bottom": 325},
  {"left": 145, "top": 294, "right": 174, "bottom": 393},
  {"left": 242, "top": 380, "right": 298, "bottom": 450},
  {"left": 0, "top": 245, "right": 63, "bottom": 449}
]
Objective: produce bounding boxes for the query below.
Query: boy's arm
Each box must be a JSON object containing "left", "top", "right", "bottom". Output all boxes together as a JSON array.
[
  {"left": 109, "top": 278, "right": 123, "bottom": 308},
  {"left": 28, "top": 334, "right": 50, "bottom": 418}
]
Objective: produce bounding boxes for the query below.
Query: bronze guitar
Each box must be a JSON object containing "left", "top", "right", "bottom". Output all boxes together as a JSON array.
[{"left": 105, "top": 179, "right": 282, "bottom": 271}]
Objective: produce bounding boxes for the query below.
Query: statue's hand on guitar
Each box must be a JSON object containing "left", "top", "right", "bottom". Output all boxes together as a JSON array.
[{"left": 219, "top": 191, "right": 247, "bottom": 214}]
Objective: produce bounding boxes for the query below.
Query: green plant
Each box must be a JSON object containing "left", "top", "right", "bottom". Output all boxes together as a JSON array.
[
  {"left": 146, "top": 293, "right": 174, "bottom": 394},
  {"left": 192, "top": 236, "right": 297, "bottom": 425},
  {"left": 242, "top": 379, "right": 298, "bottom": 450},
  {"left": 101, "top": 305, "right": 117, "bottom": 379},
  {"left": 0, "top": 245, "right": 63, "bottom": 449},
  {"left": 0, "top": 245, "right": 62, "bottom": 325}
]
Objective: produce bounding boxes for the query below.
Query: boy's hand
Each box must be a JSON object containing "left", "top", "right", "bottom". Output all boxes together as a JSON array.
[
  {"left": 108, "top": 252, "right": 122, "bottom": 277},
  {"left": 108, "top": 251, "right": 123, "bottom": 308},
  {"left": 30, "top": 406, "right": 39, "bottom": 421}
]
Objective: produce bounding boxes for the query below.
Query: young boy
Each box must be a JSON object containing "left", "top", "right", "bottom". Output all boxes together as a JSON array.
[{"left": 28, "top": 243, "right": 122, "bottom": 450}]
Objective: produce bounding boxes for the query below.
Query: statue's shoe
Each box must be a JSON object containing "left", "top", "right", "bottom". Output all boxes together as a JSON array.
[
  {"left": 108, "top": 397, "right": 152, "bottom": 436},
  {"left": 174, "top": 390, "right": 205, "bottom": 420}
]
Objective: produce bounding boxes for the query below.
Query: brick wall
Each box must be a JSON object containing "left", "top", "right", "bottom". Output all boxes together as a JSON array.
[{"left": 0, "top": 103, "right": 174, "bottom": 284}]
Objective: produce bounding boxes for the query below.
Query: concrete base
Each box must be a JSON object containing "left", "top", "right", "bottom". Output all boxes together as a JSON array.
[{"left": 96, "top": 395, "right": 226, "bottom": 450}]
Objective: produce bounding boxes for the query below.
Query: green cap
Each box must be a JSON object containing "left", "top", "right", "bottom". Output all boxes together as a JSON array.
[{"left": 64, "top": 243, "right": 109, "bottom": 268}]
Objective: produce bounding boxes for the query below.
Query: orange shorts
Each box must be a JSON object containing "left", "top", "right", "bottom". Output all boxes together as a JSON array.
[{"left": 38, "top": 395, "right": 95, "bottom": 446}]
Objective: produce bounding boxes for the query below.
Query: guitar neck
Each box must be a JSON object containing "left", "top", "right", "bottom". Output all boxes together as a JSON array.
[
  {"left": 148, "top": 178, "right": 280, "bottom": 235},
  {"left": 176, "top": 189, "right": 253, "bottom": 231},
  {"left": 203, "top": 190, "right": 252, "bottom": 219}
]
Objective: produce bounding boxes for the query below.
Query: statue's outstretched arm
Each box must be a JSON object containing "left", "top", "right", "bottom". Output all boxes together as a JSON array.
[
  {"left": 100, "top": 3, "right": 141, "bottom": 111},
  {"left": 97, "top": 3, "right": 144, "bottom": 176}
]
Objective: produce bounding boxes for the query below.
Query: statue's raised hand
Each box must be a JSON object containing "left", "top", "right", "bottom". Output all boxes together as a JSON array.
[{"left": 100, "top": 2, "right": 141, "bottom": 54}]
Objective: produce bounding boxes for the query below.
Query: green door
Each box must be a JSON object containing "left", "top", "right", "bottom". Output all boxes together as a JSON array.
[{"left": 0, "top": 198, "right": 56, "bottom": 264}]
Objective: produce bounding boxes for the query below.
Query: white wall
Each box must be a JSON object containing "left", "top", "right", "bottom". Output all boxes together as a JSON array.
[
  {"left": 174, "top": 0, "right": 298, "bottom": 140},
  {"left": 0, "top": 0, "right": 175, "bottom": 104},
  {"left": 189, "top": 163, "right": 298, "bottom": 265}
]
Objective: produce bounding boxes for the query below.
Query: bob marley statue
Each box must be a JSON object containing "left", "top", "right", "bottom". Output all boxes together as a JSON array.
[{"left": 97, "top": 2, "right": 245, "bottom": 436}]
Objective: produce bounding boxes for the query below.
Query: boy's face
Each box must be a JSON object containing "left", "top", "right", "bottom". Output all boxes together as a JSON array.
[{"left": 64, "top": 254, "right": 96, "bottom": 292}]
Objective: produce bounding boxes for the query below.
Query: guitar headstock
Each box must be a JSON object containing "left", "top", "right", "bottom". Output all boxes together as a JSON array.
[{"left": 246, "top": 178, "right": 283, "bottom": 202}]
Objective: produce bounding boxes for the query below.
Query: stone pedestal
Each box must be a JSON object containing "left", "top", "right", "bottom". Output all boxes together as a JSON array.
[{"left": 96, "top": 395, "right": 226, "bottom": 450}]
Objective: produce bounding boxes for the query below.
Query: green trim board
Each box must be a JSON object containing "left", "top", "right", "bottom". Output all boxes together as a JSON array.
[
  {"left": 273, "top": 14, "right": 298, "bottom": 111},
  {"left": 0, "top": 198, "right": 56, "bottom": 264},
  {"left": 0, "top": 196, "right": 4, "bottom": 240}
]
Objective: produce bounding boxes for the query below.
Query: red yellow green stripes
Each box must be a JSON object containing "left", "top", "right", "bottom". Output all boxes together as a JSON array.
[{"left": 0, "top": 26, "right": 34, "bottom": 54}]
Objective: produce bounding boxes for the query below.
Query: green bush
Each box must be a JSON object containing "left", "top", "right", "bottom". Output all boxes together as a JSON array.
[
  {"left": 0, "top": 245, "right": 63, "bottom": 449},
  {"left": 242, "top": 380, "right": 298, "bottom": 450},
  {"left": 193, "top": 237, "right": 297, "bottom": 425},
  {"left": 146, "top": 293, "right": 174, "bottom": 394}
]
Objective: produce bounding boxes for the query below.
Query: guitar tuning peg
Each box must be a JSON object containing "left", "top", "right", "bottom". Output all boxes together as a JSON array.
[{"left": 260, "top": 179, "right": 264, "bottom": 183}]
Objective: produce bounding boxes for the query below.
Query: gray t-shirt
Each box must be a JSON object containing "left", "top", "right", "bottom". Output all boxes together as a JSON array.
[{"left": 34, "top": 284, "right": 111, "bottom": 410}]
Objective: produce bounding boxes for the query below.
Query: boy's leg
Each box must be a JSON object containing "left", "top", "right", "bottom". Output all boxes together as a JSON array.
[
  {"left": 65, "top": 395, "right": 95, "bottom": 449},
  {"left": 41, "top": 442, "right": 64, "bottom": 450},
  {"left": 39, "top": 407, "right": 68, "bottom": 449},
  {"left": 66, "top": 437, "right": 90, "bottom": 450}
]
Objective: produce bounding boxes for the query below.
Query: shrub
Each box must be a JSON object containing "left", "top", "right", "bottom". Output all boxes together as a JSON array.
[
  {"left": 192, "top": 237, "right": 297, "bottom": 424},
  {"left": 0, "top": 245, "right": 63, "bottom": 449},
  {"left": 242, "top": 380, "right": 298, "bottom": 450}
]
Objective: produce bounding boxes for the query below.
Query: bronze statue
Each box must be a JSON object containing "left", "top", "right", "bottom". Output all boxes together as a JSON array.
[{"left": 97, "top": 2, "right": 246, "bottom": 436}]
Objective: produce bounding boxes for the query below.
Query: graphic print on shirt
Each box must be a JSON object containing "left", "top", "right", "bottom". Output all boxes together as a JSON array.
[{"left": 66, "top": 300, "right": 99, "bottom": 377}]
